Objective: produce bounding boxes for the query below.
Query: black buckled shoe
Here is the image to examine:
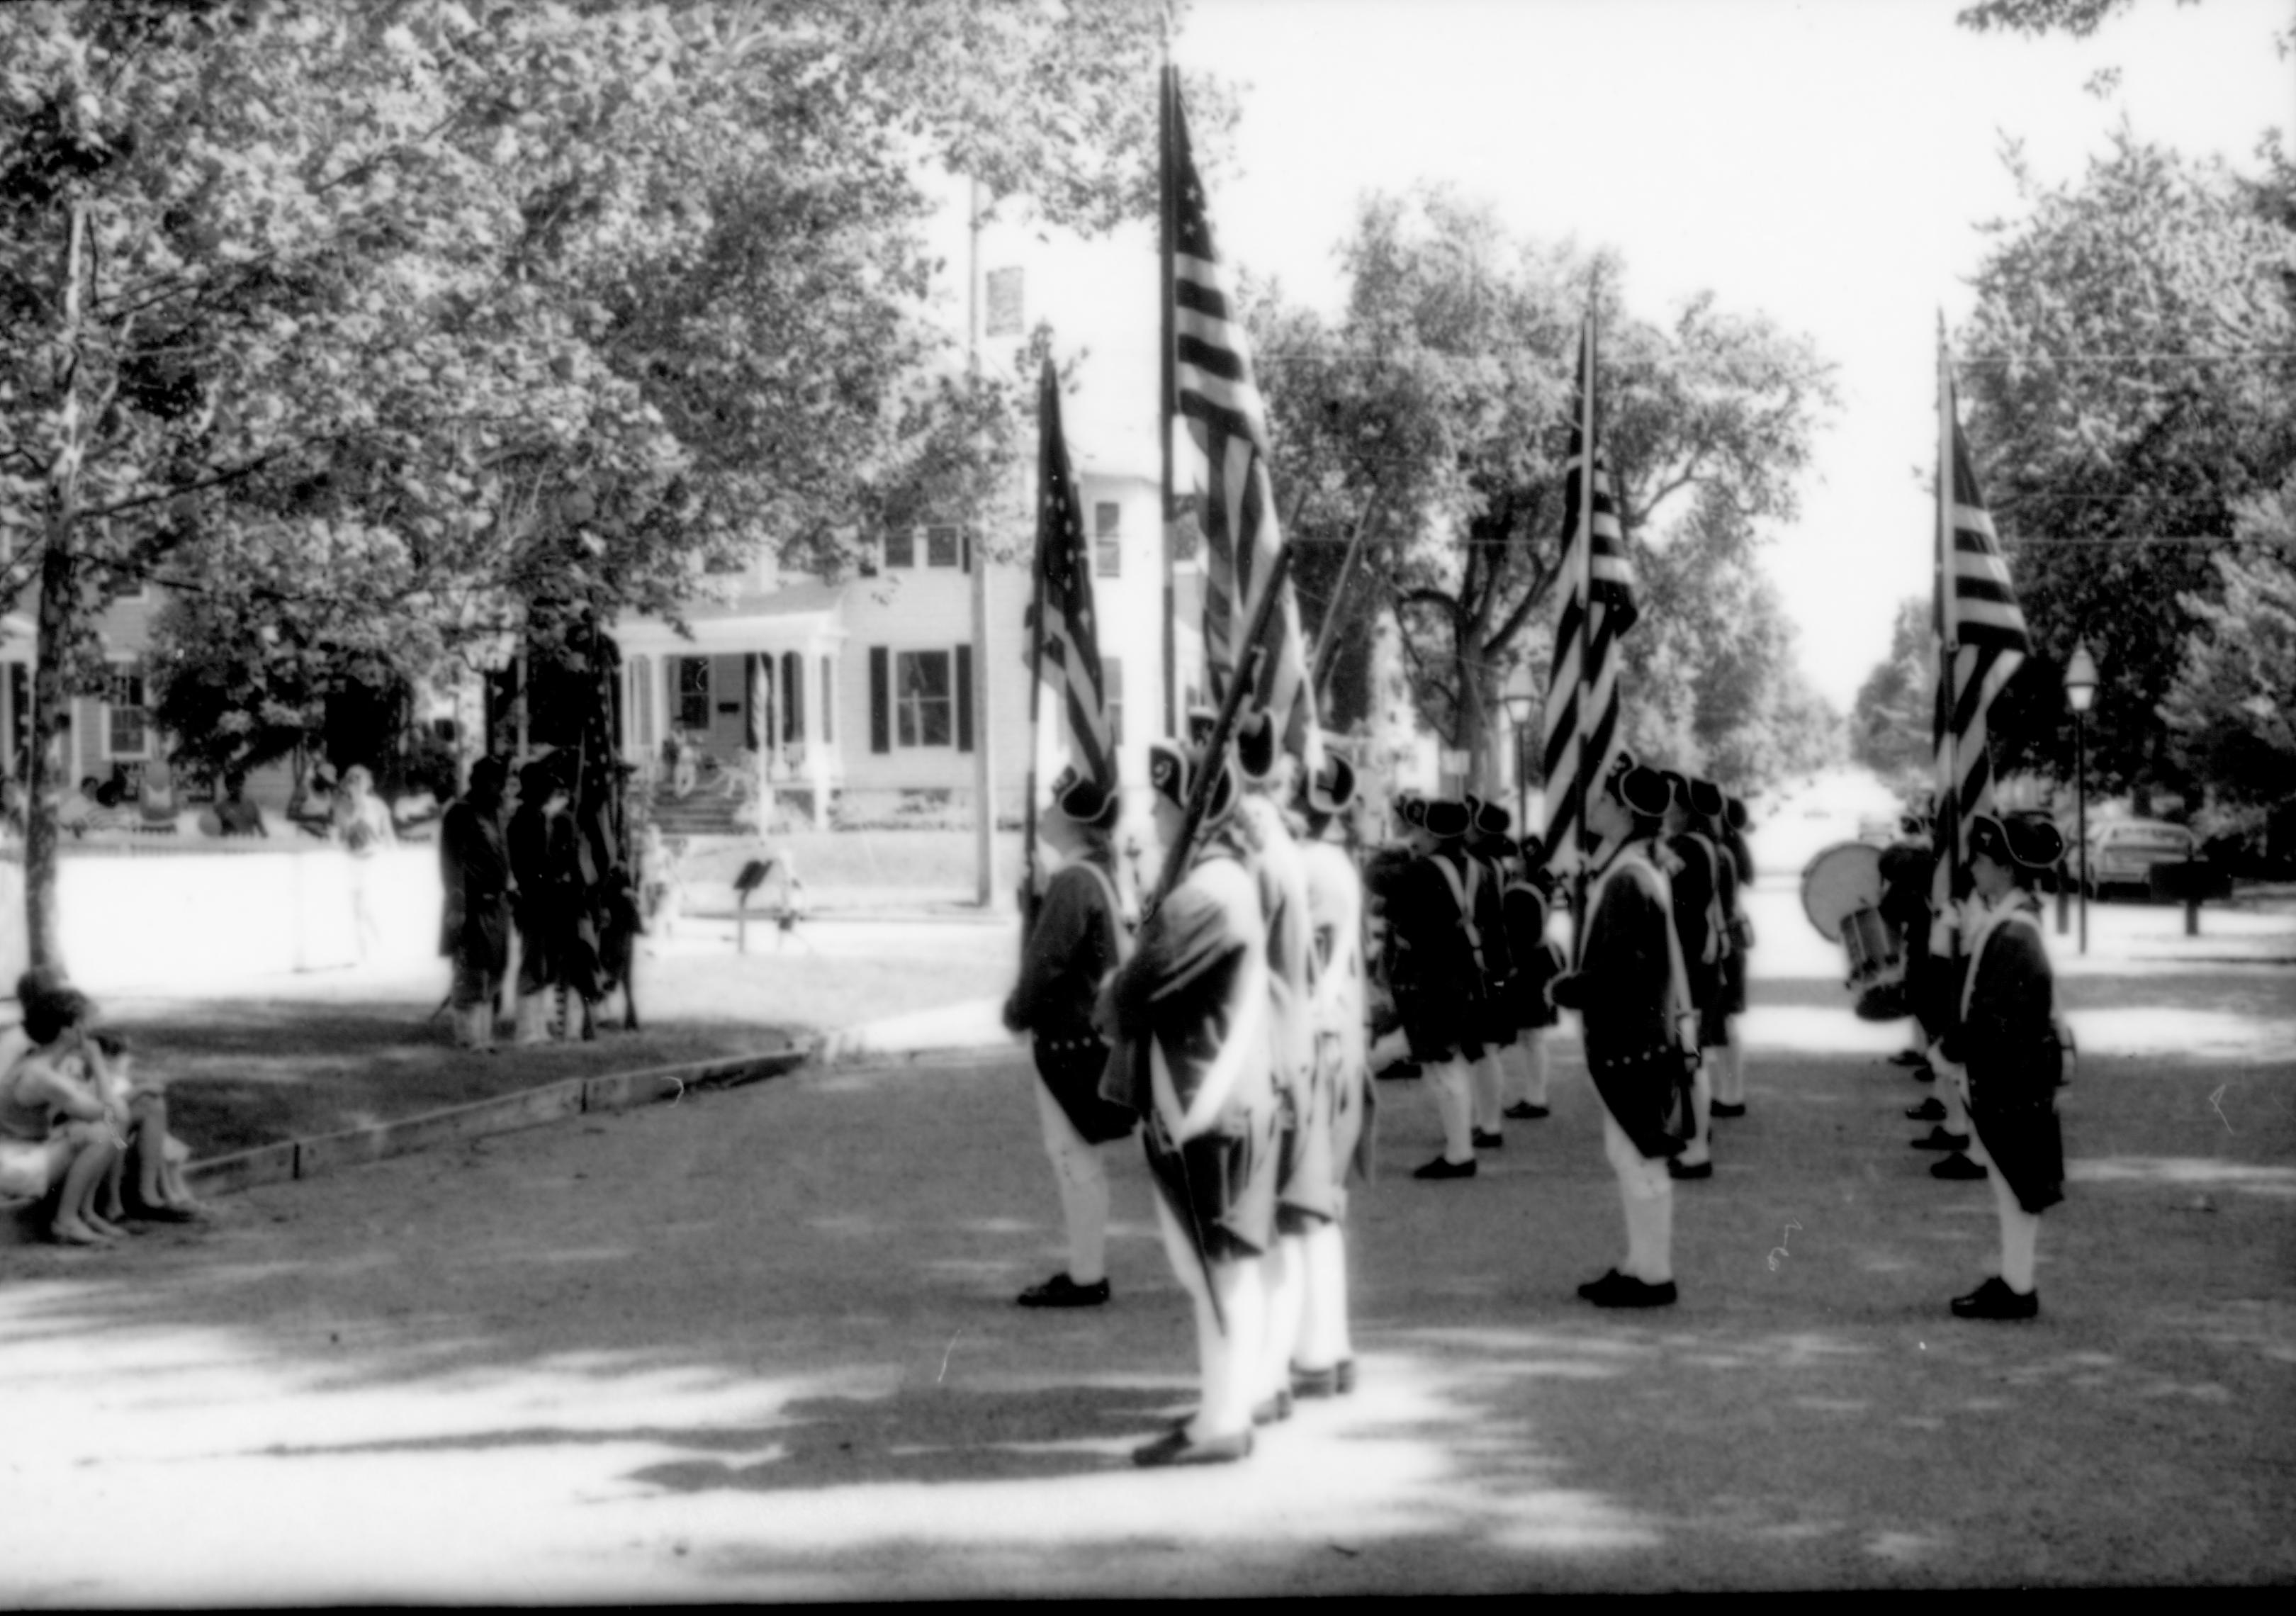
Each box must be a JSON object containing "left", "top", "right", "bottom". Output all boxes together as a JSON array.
[
  {"left": 1709, "top": 1101, "right": 1747, "bottom": 1119},
  {"left": 1950, "top": 1275, "right": 2039, "bottom": 1320},
  {"left": 1930, "top": 1152, "right": 1988, "bottom": 1181},
  {"left": 1132, "top": 1426, "right": 1254, "bottom": 1467},
  {"left": 1251, "top": 1389, "right": 1293, "bottom": 1426},
  {"left": 1413, "top": 1155, "right": 1477, "bottom": 1180},
  {"left": 1910, "top": 1127, "right": 1971, "bottom": 1151},
  {"left": 1906, "top": 1098, "right": 1948, "bottom": 1122},
  {"left": 1502, "top": 1101, "right": 1551, "bottom": 1121},
  {"left": 1578, "top": 1269, "right": 1678, "bottom": 1308},
  {"left": 1887, "top": 1048, "right": 1929, "bottom": 1067},
  {"left": 1472, "top": 1128, "right": 1504, "bottom": 1150},
  {"left": 1015, "top": 1274, "right": 1110, "bottom": 1308},
  {"left": 1668, "top": 1157, "right": 1714, "bottom": 1180},
  {"left": 1290, "top": 1363, "right": 1341, "bottom": 1399}
]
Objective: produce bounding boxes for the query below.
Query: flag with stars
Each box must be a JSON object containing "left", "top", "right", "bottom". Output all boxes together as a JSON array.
[
  {"left": 1025, "top": 357, "right": 1115, "bottom": 794},
  {"left": 1168, "top": 70, "right": 1321, "bottom": 780}
]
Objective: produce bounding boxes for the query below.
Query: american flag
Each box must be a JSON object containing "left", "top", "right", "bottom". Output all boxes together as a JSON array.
[
  {"left": 1025, "top": 358, "right": 1115, "bottom": 793},
  {"left": 1930, "top": 361, "right": 2032, "bottom": 923},
  {"left": 1538, "top": 313, "right": 1639, "bottom": 872},
  {"left": 1167, "top": 73, "right": 1320, "bottom": 777}
]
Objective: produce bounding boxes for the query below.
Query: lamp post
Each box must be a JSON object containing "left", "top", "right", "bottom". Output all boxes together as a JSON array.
[
  {"left": 2064, "top": 641, "right": 2098, "bottom": 955},
  {"left": 1500, "top": 666, "right": 1539, "bottom": 842}
]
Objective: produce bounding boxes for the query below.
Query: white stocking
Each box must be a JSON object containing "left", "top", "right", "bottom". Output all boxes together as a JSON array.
[
  {"left": 1994, "top": 1170, "right": 2040, "bottom": 1294},
  {"left": 1033, "top": 1079, "right": 1110, "bottom": 1284},
  {"left": 1718, "top": 1028, "right": 1745, "bottom": 1106},
  {"left": 1260, "top": 1233, "right": 1307, "bottom": 1403},
  {"left": 1470, "top": 1050, "right": 1506, "bottom": 1130},
  {"left": 1428, "top": 1060, "right": 1475, "bottom": 1162},
  {"left": 1677, "top": 1061, "right": 1713, "bottom": 1166},
  {"left": 1519, "top": 1033, "right": 1551, "bottom": 1107},
  {"left": 1296, "top": 1221, "right": 1351, "bottom": 1370}
]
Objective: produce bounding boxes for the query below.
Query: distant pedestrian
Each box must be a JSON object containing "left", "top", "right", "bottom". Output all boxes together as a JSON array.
[
  {"left": 215, "top": 770, "right": 266, "bottom": 838},
  {"left": 334, "top": 765, "right": 396, "bottom": 960}
]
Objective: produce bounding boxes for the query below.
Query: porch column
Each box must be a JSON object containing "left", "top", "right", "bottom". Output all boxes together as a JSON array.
[{"left": 804, "top": 636, "right": 829, "bottom": 830}]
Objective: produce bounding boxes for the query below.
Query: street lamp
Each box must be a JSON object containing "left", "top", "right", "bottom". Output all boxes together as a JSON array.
[
  {"left": 2065, "top": 641, "right": 2098, "bottom": 956},
  {"left": 1499, "top": 665, "right": 1541, "bottom": 842}
]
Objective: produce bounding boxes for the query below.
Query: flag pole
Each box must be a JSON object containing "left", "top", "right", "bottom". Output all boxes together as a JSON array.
[
  {"left": 1937, "top": 318, "right": 1961, "bottom": 929},
  {"left": 1569, "top": 302, "right": 1599, "bottom": 968},
  {"left": 1020, "top": 361, "right": 1056, "bottom": 948},
  {"left": 1158, "top": 45, "right": 1180, "bottom": 741},
  {"left": 1307, "top": 490, "right": 1382, "bottom": 702}
]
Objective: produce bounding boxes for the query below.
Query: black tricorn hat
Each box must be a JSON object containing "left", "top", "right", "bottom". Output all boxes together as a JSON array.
[
  {"left": 1725, "top": 796, "right": 1749, "bottom": 832},
  {"left": 1235, "top": 705, "right": 1279, "bottom": 782},
  {"left": 1046, "top": 764, "right": 1119, "bottom": 831},
  {"left": 1423, "top": 798, "right": 1471, "bottom": 840},
  {"left": 1474, "top": 800, "right": 1512, "bottom": 838},
  {"left": 1657, "top": 768, "right": 1691, "bottom": 809},
  {"left": 1302, "top": 751, "right": 1356, "bottom": 817},
  {"left": 1967, "top": 812, "right": 2064, "bottom": 872},
  {"left": 1398, "top": 795, "right": 1428, "bottom": 830},
  {"left": 1186, "top": 705, "right": 1221, "bottom": 747},
  {"left": 1688, "top": 778, "right": 1726, "bottom": 821},
  {"left": 1148, "top": 739, "right": 1237, "bottom": 826},
  {"left": 1614, "top": 765, "right": 1673, "bottom": 821}
]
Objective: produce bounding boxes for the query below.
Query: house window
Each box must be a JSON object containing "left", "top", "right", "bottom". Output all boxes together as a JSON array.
[
  {"left": 1103, "top": 655, "right": 1123, "bottom": 746},
  {"left": 106, "top": 661, "right": 149, "bottom": 758},
  {"left": 1095, "top": 503, "right": 1121, "bottom": 577},
  {"left": 925, "top": 524, "right": 960, "bottom": 568},
  {"left": 895, "top": 650, "right": 952, "bottom": 748},
  {"left": 883, "top": 528, "right": 916, "bottom": 569},
  {"left": 675, "top": 657, "right": 710, "bottom": 732}
]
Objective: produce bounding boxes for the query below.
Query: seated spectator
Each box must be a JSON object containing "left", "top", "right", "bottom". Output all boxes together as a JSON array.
[
  {"left": 82, "top": 1030, "right": 199, "bottom": 1223},
  {"left": 55, "top": 775, "right": 103, "bottom": 836},
  {"left": 0, "top": 970, "right": 128, "bottom": 1245},
  {"left": 214, "top": 770, "right": 267, "bottom": 838}
]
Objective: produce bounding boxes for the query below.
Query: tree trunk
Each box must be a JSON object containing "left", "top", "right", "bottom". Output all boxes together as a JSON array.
[{"left": 26, "top": 203, "right": 91, "bottom": 975}]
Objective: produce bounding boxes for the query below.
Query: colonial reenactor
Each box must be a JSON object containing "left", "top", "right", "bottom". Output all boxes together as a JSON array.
[
  {"left": 438, "top": 756, "right": 512, "bottom": 1051},
  {"left": 1713, "top": 795, "right": 1758, "bottom": 1117},
  {"left": 1500, "top": 834, "right": 1565, "bottom": 1121},
  {"left": 1385, "top": 797, "right": 1491, "bottom": 1179},
  {"left": 1890, "top": 809, "right": 1987, "bottom": 1179},
  {"left": 1231, "top": 708, "right": 1317, "bottom": 1428},
  {"left": 1659, "top": 771, "right": 1729, "bottom": 1180},
  {"left": 1463, "top": 797, "right": 1518, "bottom": 1150},
  {"left": 1549, "top": 757, "right": 1695, "bottom": 1308},
  {"left": 1286, "top": 748, "right": 1374, "bottom": 1400},
  {"left": 1101, "top": 737, "right": 1277, "bottom": 1466},
  {"left": 1688, "top": 779, "right": 1748, "bottom": 1121},
  {"left": 1001, "top": 765, "right": 1137, "bottom": 1309},
  {"left": 1360, "top": 805, "right": 1420, "bottom": 1082},
  {"left": 1935, "top": 812, "right": 2071, "bottom": 1320}
]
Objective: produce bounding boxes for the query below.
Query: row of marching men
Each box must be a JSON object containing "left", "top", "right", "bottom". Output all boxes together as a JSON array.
[
  {"left": 1365, "top": 759, "right": 1754, "bottom": 1308},
  {"left": 1003, "top": 708, "right": 1375, "bottom": 1466}
]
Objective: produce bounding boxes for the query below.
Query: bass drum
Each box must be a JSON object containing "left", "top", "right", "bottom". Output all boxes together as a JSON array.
[{"left": 1801, "top": 841, "right": 1909, "bottom": 1021}]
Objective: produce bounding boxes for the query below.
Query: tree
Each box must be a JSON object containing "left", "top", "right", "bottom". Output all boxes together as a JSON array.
[
  {"left": 2159, "top": 476, "right": 2296, "bottom": 839},
  {"left": 1247, "top": 188, "right": 1837, "bottom": 797},
  {"left": 2, "top": 0, "right": 1188, "bottom": 969},
  {"left": 1849, "top": 597, "right": 1937, "bottom": 786},
  {"left": 1957, "top": 132, "right": 2296, "bottom": 812}
]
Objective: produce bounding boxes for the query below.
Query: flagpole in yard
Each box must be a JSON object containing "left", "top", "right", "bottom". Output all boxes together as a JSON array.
[{"left": 968, "top": 177, "right": 996, "bottom": 907}]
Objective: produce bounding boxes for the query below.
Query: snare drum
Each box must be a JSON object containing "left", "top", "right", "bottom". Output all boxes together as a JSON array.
[
  {"left": 1843, "top": 905, "right": 1909, "bottom": 1021},
  {"left": 1801, "top": 842, "right": 1910, "bottom": 1019}
]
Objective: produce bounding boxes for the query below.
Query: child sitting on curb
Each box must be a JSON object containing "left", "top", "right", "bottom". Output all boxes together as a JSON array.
[{"left": 81, "top": 1031, "right": 201, "bottom": 1225}]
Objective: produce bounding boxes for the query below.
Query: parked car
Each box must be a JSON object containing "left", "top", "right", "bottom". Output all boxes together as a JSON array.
[{"left": 2077, "top": 818, "right": 2197, "bottom": 899}]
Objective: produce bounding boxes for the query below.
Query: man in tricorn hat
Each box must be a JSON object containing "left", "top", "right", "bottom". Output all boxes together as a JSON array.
[
  {"left": 1657, "top": 771, "right": 1729, "bottom": 1180},
  {"left": 1280, "top": 746, "right": 1374, "bottom": 1400},
  {"left": 1499, "top": 833, "right": 1565, "bottom": 1121},
  {"left": 1101, "top": 736, "right": 1276, "bottom": 1465},
  {"left": 1550, "top": 755, "right": 1695, "bottom": 1307},
  {"left": 1935, "top": 812, "right": 2071, "bottom": 1320},
  {"left": 1463, "top": 797, "right": 1519, "bottom": 1150},
  {"left": 1385, "top": 796, "right": 1493, "bottom": 1179},
  {"left": 1003, "top": 765, "right": 1137, "bottom": 1310}
]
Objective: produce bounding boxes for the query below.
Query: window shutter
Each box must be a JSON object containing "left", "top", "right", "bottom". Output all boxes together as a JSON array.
[
  {"left": 955, "top": 644, "right": 974, "bottom": 753},
  {"left": 868, "top": 646, "right": 889, "bottom": 754},
  {"left": 962, "top": 530, "right": 973, "bottom": 573}
]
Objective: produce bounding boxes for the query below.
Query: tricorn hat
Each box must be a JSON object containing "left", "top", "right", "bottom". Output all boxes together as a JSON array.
[
  {"left": 1612, "top": 763, "right": 1673, "bottom": 821},
  {"left": 1688, "top": 778, "right": 1726, "bottom": 821},
  {"left": 1186, "top": 705, "right": 1221, "bottom": 747},
  {"left": 1398, "top": 795, "right": 1428, "bottom": 831},
  {"left": 1967, "top": 812, "right": 2063, "bottom": 872},
  {"left": 1474, "top": 799, "right": 1512, "bottom": 838},
  {"left": 1423, "top": 798, "right": 1472, "bottom": 840},
  {"left": 1726, "top": 795, "right": 1750, "bottom": 833},
  {"left": 1046, "top": 764, "right": 1119, "bottom": 831},
  {"left": 1147, "top": 738, "right": 1237, "bottom": 826},
  {"left": 1234, "top": 705, "right": 1279, "bottom": 782},
  {"left": 1302, "top": 750, "right": 1356, "bottom": 817}
]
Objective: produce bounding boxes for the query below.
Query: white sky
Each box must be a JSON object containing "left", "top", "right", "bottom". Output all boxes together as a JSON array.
[{"left": 928, "top": 0, "right": 2291, "bottom": 712}]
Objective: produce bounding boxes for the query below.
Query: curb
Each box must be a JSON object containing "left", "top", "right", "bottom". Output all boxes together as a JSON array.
[{"left": 1, "top": 1043, "right": 814, "bottom": 1247}]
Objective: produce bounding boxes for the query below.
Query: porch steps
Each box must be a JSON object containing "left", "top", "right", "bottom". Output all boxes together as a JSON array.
[{"left": 646, "top": 786, "right": 749, "bottom": 838}]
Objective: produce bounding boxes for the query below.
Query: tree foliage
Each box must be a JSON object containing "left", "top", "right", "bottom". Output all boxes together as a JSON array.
[
  {"left": 1956, "top": 132, "right": 2296, "bottom": 809},
  {"left": 1244, "top": 188, "right": 1838, "bottom": 797},
  {"left": 1848, "top": 597, "right": 1937, "bottom": 787},
  {"left": 0, "top": 0, "right": 1191, "bottom": 966},
  {"left": 2159, "top": 476, "right": 2296, "bottom": 816}
]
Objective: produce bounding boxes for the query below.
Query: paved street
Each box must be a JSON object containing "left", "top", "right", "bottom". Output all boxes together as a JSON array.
[{"left": 3, "top": 871, "right": 2291, "bottom": 1600}]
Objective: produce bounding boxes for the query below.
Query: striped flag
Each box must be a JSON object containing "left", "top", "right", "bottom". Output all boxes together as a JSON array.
[
  {"left": 1025, "top": 358, "right": 1115, "bottom": 793},
  {"left": 1538, "top": 313, "right": 1639, "bottom": 872},
  {"left": 1930, "top": 359, "right": 2032, "bottom": 925},
  {"left": 1167, "top": 73, "right": 1322, "bottom": 778}
]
